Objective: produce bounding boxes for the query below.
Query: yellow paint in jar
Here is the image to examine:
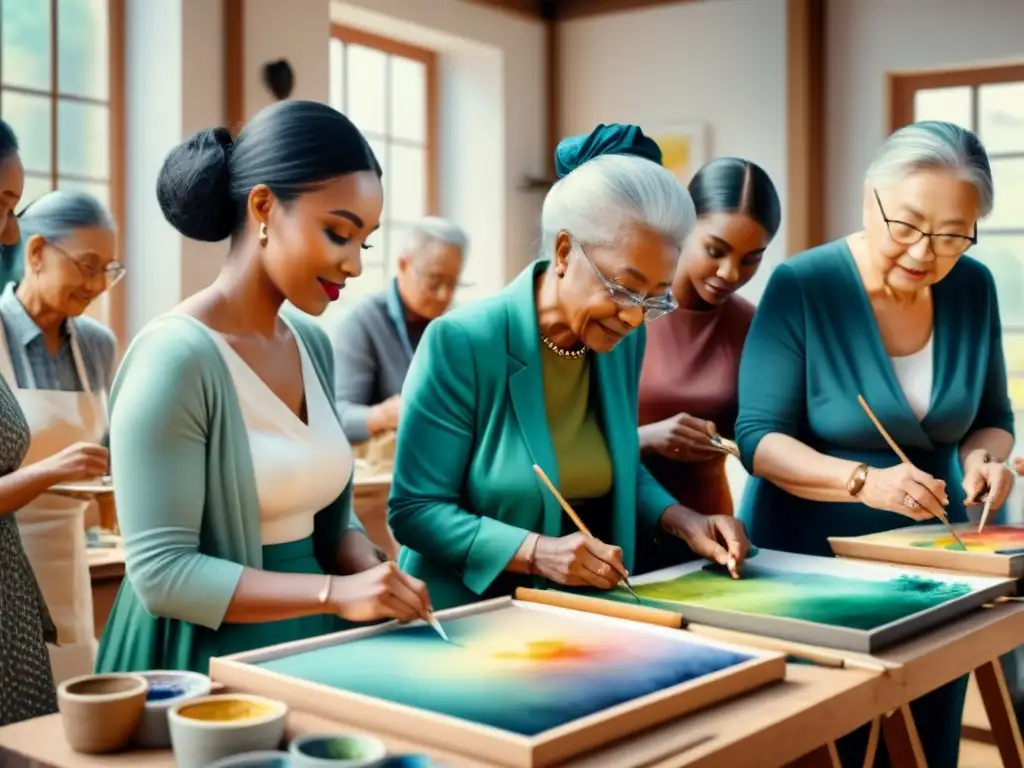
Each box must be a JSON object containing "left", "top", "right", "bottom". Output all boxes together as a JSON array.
[{"left": 178, "top": 699, "right": 274, "bottom": 722}]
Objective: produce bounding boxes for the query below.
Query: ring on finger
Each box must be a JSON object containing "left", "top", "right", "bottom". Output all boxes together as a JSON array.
[{"left": 902, "top": 493, "right": 920, "bottom": 509}]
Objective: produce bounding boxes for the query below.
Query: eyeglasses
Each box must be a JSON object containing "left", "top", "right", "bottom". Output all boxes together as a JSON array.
[
  {"left": 412, "top": 263, "right": 470, "bottom": 295},
  {"left": 874, "top": 190, "right": 977, "bottom": 259},
  {"left": 577, "top": 242, "right": 678, "bottom": 322},
  {"left": 48, "top": 241, "right": 126, "bottom": 289}
]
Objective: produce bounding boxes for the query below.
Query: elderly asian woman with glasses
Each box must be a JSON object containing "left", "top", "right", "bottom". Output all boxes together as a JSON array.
[
  {"left": 388, "top": 124, "right": 751, "bottom": 610},
  {"left": 735, "top": 121, "right": 1014, "bottom": 768},
  {"left": 0, "top": 189, "right": 122, "bottom": 686}
]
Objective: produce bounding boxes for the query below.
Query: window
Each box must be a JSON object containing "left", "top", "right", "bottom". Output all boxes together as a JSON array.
[
  {"left": 328, "top": 24, "right": 437, "bottom": 317},
  {"left": 891, "top": 65, "right": 1024, "bottom": 412},
  {"left": 0, "top": 0, "right": 123, "bottom": 334}
]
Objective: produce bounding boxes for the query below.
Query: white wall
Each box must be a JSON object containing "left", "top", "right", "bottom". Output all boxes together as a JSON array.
[
  {"left": 826, "top": 0, "right": 1024, "bottom": 239},
  {"left": 331, "top": 0, "right": 546, "bottom": 299},
  {"left": 558, "top": 0, "right": 788, "bottom": 303}
]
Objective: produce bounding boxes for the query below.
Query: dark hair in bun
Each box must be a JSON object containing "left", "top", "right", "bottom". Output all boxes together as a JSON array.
[
  {"left": 688, "top": 157, "right": 781, "bottom": 239},
  {"left": 156, "top": 100, "right": 382, "bottom": 242},
  {"left": 0, "top": 119, "right": 18, "bottom": 160}
]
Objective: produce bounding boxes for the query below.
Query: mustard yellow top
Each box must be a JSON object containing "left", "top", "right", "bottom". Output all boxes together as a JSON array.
[{"left": 540, "top": 345, "right": 613, "bottom": 501}]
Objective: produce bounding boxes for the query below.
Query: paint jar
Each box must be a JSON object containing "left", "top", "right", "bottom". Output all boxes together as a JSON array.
[
  {"left": 168, "top": 694, "right": 288, "bottom": 767},
  {"left": 289, "top": 732, "right": 388, "bottom": 767},
  {"left": 206, "top": 750, "right": 291, "bottom": 767},
  {"left": 377, "top": 756, "right": 433, "bottom": 767},
  {"left": 133, "top": 670, "right": 211, "bottom": 748}
]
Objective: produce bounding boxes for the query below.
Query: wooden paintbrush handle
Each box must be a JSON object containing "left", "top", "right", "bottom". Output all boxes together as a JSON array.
[{"left": 514, "top": 587, "right": 683, "bottom": 629}]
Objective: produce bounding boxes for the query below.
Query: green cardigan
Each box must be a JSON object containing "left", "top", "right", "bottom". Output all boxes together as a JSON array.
[
  {"left": 389, "top": 260, "right": 677, "bottom": 609},
  {"left": 108, "top": 308, "right": 360, "bottom": 631}
]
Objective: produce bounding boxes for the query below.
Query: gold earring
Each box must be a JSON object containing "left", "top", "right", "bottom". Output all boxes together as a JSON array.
[{"left": 258, "top": 222, "right": 268, "bottom": 247}]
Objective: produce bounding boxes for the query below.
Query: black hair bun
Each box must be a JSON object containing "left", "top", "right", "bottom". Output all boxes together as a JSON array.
[{"left": 156, "top": 126, "right": 238, "bottom": 242}]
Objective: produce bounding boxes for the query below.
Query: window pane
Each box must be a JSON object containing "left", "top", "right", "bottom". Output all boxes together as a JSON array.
[
  {"left": 368, "top": 137, "right": 386, "bottom": 177},
  {"left": 978, "top": 234, "right": 1024, "bottom": 328},
  {"left": 390, "top": 56, "right": 426, "bottom": 143},
  {"left": 329, "top": 38, "right": 344, "bottom": 113},
  {"left": 913, "top": 86, "right": 972, "bottom": 129},
  {"left": 1, "top": 0, "right": 51, "bottom": 90},
  {"left": 57, "top": 178, "right": 109, "bottom": 210},
  {"left": 346, "top": 45, "right": 387, "bottom": 135},
  {"left": 58, "top": 0, "right": 108, "bottom": 99},
  {"left": 20, "top": 174, "right": 54, "bottom": 208},
  {"left": 388, "top": 145, "right": 426, "bottom": 223},
  {"left": 386, "top": 223, "right": 409, "bottom": 275},
  {"left": 984, "top": 158, "right": 1024, "bottom": 232},
  {"left": 0, "top": 90, "right": 52, "bottom": 173},
  {"left": 57, "top": 100, "right": 109, "bottom": 178},
  {"left": 979, "top": 81, "right": 1024, "bottom": 155}
]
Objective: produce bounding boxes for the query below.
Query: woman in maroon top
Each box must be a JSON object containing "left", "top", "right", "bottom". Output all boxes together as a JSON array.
[{"left": 638, "top": 158, "right": 780, "bottom": 542}]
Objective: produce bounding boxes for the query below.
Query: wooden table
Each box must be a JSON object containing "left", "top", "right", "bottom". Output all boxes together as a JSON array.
[
  {"left": 352, "top": 471, "right": 398, "bottom": 559},
  {"left": 87, "top": 544, "right": 125, "bottom": 638},
  {"left": 0, "top": 663, "right": 882, "bottom": 768}
]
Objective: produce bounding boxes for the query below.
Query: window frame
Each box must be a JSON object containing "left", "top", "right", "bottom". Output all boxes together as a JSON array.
[
  {"left": 0, "top": 0, "right": 126, "bottom": 342},
  {"left": 889, "top": 63, "right": 1024, "bottom": 412},
  {"left": 329, "top": 23, "right": 439, "bottom": 290}
]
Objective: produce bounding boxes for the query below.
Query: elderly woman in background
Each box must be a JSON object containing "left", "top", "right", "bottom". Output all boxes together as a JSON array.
[
  {"left": 735, "top": 121, "right": 1013, "bottom": 767},
  {"left": 2, "top": 190, "right": 121, "bottom": 685},
  {"left": 389, "top": 124, "right": 751, "bottom": 610}
]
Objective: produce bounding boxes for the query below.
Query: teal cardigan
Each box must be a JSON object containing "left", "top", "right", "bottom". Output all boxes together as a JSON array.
[
  {"left": 108, "top": 309, "right": 361, "bottom": 630},
  {"left": 389, "top": 260, "right": 677, "bottom": 608},
  {"left": 735, "top": 241, "right": 1014, "bottom": 556}
]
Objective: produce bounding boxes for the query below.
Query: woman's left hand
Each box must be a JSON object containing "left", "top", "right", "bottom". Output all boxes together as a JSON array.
[
  {"left": 963, "top": 460, "right": 1015, "bottom": 512},
  {"left": 661, "top": 505, "right": 750, "bottom": 579}
]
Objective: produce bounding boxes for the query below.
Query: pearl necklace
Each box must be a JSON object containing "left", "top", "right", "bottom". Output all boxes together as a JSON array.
[{"left": 540, "top": 333, "right": 587, "bottom": 359}]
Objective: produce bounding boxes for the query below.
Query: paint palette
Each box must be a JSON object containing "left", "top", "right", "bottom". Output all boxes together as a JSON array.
[
  {"left": 209, "top": 598, "right": 785, "bottom": 767},
  {"left": 597, "top": 549, "right": 1016, "bottom": 653},
  {"left": 829, "top": 523, "right": 1024, "bottom": 578}
]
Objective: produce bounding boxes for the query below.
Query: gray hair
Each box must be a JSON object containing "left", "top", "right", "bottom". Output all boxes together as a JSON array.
[
  {"left": 865, "top": 121, "right": 994, "bottom": 217},
  {"left": 16, "top": 189, "right": 115, "bottom": 249},
  {"left": 540, "top": 154, "right": 696, "bottom": 255},
  {"left": 405, "top": 216, "right": 468, "bottom": 256}
]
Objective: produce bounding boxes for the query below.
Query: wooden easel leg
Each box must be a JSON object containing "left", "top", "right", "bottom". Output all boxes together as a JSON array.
[
  {"left": 863, "top": 717, "right": 881, "bottom": 768},
  {"left": 974, "top": 659, "right": 1024, "bottom": 768},
  {"left": 882, "top": 704, "right": 927, "bottom": 767},
  {"left": 785, "top": 742, "right": 841, "bottom": 767}
]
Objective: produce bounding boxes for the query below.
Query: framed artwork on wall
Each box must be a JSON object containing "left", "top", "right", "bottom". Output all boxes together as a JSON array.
[{"left": 650, "top": 121, "right": 710, "bottom": 186}]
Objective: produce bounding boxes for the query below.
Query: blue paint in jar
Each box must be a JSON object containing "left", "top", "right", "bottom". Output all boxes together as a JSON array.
[{"left": 146, "top": 681, "right": 187, "bottom": 701}]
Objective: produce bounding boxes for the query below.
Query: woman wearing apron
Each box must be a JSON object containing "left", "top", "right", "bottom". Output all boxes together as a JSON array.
[{"left": 0, "top": 190, "right": 120, "bottom": 686}]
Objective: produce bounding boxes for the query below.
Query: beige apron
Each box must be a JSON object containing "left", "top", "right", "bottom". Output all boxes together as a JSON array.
[{"left": 0, "top": 319, "right": 106, "bottom": 685}]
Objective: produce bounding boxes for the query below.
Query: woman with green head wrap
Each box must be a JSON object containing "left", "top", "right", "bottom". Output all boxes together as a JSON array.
[{"left": 388, "top": 123, "right": 752, "bottom": 609}]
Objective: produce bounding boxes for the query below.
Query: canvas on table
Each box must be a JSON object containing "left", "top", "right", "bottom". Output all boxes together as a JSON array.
[
  {"left": 209, "top": 598, "right": 785, "bottom": 768},
  {"left": 829, "top": 523, "right": 1024, "bottom": 578},
  {"left": 597, "top": 549, "right": 1016, "bottom": 653}
]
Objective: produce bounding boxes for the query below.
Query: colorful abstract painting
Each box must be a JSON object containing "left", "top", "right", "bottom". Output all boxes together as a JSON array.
[
  {"left": 652, "top": 122, "right": 708, "bottom": 184},
  {"left": 866, "top": 524, "right": 1024, "bottom": 555},
  {"left": 255, "top": 603, "right": 754, "bottom": 736},
  {"left": 594, "top": 549, "right": 1010, "bottom": 651}
]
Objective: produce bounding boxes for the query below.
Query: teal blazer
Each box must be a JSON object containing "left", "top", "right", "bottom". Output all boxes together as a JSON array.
[
  {"left": 389, "top": 261, "right": 677, "bottom": 608},
  {"left": 735, "top": 240, "right": 1014, "bottom": 557}
]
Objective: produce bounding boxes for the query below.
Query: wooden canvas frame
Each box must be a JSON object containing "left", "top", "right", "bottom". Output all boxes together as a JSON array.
[
  {"left": 209, "top": 597, "right": 785, "bottom": 768},
  {"left": 829, "top": 524, "right": 1024, "bottom": 578},
  {"left": 626, "top": 550, "right": 1016, "bottom": 654}
]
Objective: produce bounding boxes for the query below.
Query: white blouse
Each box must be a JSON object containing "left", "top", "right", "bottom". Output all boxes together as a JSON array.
[
  {"left": 891, "top": 334, "right": 934, "bottom": 422},
  {"left": 203, "top": 321, "right": 353, "bottom": 545}
]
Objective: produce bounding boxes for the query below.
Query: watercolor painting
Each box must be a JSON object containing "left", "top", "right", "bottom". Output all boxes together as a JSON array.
[
  {"left": 254, "top": 602, "right": 756, "bottom": 737},
  {"left": 597, "top": 549, "right": 1015, "bottom": 652},
  {"left": 829, "top": 524, "right": 1024, "bottom": 578},
  {"left": 652, "top": 122, "right": 709, "bottom": 185}
]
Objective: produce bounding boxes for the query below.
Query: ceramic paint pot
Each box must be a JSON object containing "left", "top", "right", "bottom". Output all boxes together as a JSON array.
[
  {"left": 133, "top": 670, "right": 212, "bottom": 748},
  {"left": 168, "top": 694, "right": 288, "bottom": 766},
  {"left": 206, "top": 750, "right": 292, "bottom": 767},
  {"left": 289, "top": 732, "right": 388, "bottom": 767},
  {"left": 377, "top": 756, "right": 432, "bottom": 768},
  {"left": 57, "top": 673, "right": 149, "bottom": 754}
]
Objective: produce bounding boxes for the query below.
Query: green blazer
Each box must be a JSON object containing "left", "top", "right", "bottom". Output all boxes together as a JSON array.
[
  {"left": 389, "top": 260, "right": 677, "bottom": 609},
  {"left": 100, "top": 309, "right": 361, "bottom": 631},
  {"left": 735, "top": 241, "right": 1014, "bottom": 557}
]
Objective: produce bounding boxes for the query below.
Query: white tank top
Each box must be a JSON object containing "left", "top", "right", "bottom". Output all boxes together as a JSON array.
[
  {"left": 890, "top": 334, "right": 934, "bottom": 422},
  {"left": 202, "top": 320, "right": 353, "bottom": 545}
]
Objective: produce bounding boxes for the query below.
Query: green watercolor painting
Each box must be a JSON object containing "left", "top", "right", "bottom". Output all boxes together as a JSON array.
[{"left": 601, "top": 562, "right": 974, "bottom": 631}]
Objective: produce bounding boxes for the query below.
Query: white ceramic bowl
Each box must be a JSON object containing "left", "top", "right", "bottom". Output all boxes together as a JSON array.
[
  {"left": 168, "top": 694, "right": 288, "bottom": 766},
  {"left": 206, "top": 750, "right": 291, "bottom": 767},
  {"left": 133, "top": 670, "right": 211, "bottom": 748}
]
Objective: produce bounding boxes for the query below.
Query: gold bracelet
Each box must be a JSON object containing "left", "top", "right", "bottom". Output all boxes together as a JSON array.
[
  {"left": 318, "top": 574, "right": 334, "bottom": 605},
  {"left": 527, "top": 534, "right": 541, "bottom": 575}
]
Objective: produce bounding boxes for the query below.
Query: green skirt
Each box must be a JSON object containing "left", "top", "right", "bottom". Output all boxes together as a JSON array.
[{"left": 96, "top": 537, "right": 343, "bottom": 676}]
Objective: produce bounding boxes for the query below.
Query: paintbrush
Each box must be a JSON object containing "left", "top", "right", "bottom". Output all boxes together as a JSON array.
[
  {"left": 979, "top": 494, "right": 993, "bottom": 534},
  {"left": 379, "top": 556, "right": 453, "bottom": 643},
  {"left": 856, "top": 395, "right": 968, "bottom": 551},
  {"left": 531, "top": 464, "right": 642, "bottom": 603},
  {"left": 710, "top": 433, "right": 740, "bottom": 458}
]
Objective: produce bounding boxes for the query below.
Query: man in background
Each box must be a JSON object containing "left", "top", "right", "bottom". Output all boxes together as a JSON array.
[{"left": 331, "top": 216, "right": 468, "bottom": 443}]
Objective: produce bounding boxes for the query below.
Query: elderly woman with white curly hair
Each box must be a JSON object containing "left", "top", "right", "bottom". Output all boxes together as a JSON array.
[
  {"left": 389, "top": 124, "right": 751, "bottom": 610},
  {"left": 735, "top": 121, "right": 1013, "bottom": 767}
]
